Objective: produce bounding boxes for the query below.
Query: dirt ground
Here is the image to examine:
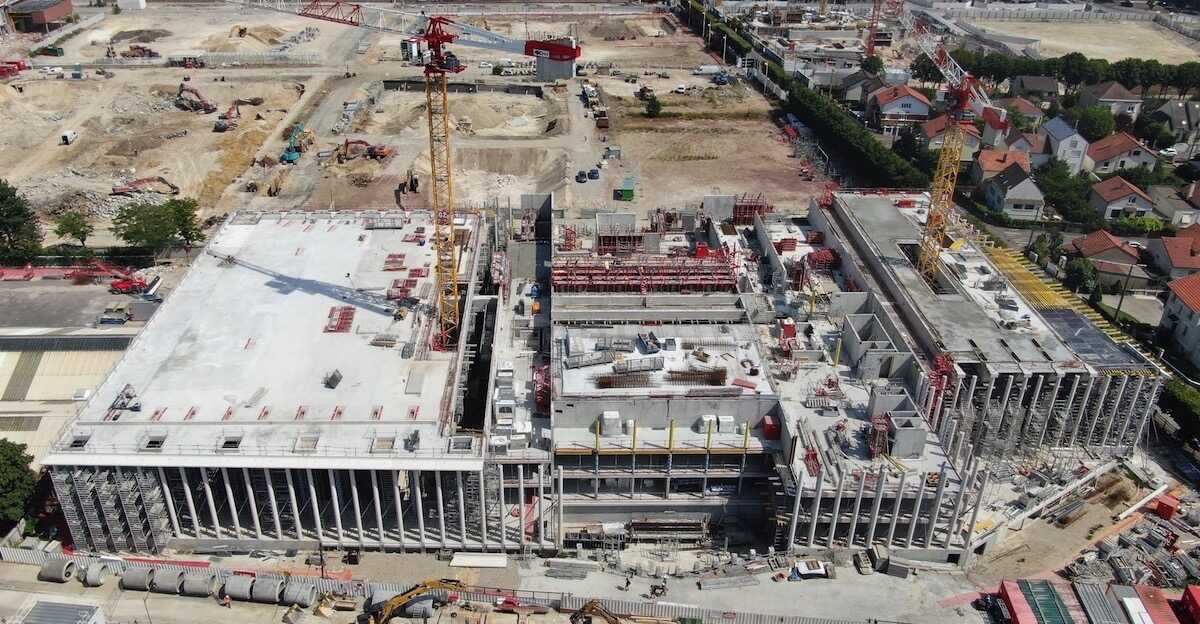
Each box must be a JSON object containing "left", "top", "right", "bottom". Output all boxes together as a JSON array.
[
  {"left": 601, "top": 78, "right": 824, "bottom": 209},
  {"left": 973, "top": 20, "right": 1200, "bottom": 63},
  {"left": 966, "top": 472, "right": 1146, "bottom": 587},
  {"left": 55, "top": 6, "right": 347, "bottom": 60}
]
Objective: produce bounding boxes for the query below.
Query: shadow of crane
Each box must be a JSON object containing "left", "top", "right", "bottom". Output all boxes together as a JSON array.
[{"left": 207, "top": 250, "right": 396, "bottom": 318}]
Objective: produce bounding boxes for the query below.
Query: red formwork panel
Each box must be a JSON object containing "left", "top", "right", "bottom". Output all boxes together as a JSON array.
[
  {"left": 1000, "top": 581, "right": 1038, "bottom": 624},
  {"left": 1134, "top": 585, "right": 1181, "bottom": 624}
]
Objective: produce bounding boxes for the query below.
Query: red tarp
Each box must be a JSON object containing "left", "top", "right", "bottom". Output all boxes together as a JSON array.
[{"left": 1000, "top": 580, "right": 1038, "bottom": 624}]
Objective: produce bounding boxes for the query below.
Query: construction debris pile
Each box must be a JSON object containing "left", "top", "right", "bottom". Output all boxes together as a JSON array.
[
  {"left": 1064, "top": 491, "right": 1200, "bottom": 588},
  {"left": 22, "top": 170, "right": 176, "bottom": 218}
]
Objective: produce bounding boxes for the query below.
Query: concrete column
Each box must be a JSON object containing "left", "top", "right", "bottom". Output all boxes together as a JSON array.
[
  {"left": 456, "top": 472, "right": 468, "bottom": 547},
  {"left": 263, "top": 469, "right": 282, "bottom": 539},
  {"left": 924, "top": 463, "right": 949, "bottom": 547},
  {"left": 200, "top": 470, "right": 222, "bottom": 538},
  {"left": 1056, "top": 374, "right": 1083, "bottom": 447},
  {"left": 944, "top": 460, "right": 977, "bottom": 548},
  {"left": 1112, "top": 376, "right": 1145, "bottom": 448},
  {"left": 942, "top": 419, "right": 958, "bottom": 466},
  {"left": 349, "top": 470, "right": 365, "bottom": 548},
  {"left": 865, "top": 465, "right": 887, "bottom": 547},
  {"left": 478, "top": 470, "right": 489, "bottom": 551},
  {"left": 1132, "top": 379, "right": 1163, "bottom": 449},
  {"left": 305, "top": 469, "right": 323, "bottom": 542},
  {"left": 177, "top": 468, "right": 200, "bottom": 538},
  {"left": 974, "top": 378, "right": 995, "bottom": 445},
  {"left": 960, "top": 470, "right": 990, "bottom": 567},
  {"left": 1036, "top": 375, "right": 1064, "bottom": 448},
  {"left": 220, "top": 468, "right": 241, "bottom": 538},
  {"left": 518, "top": 464, "right": 527, "bottom": 548},
  {"left": 392, "top": 470, "right": 407, "bottom": 549},
  {"left": 885, "top": 470, "right": 907, "bottom": 547},
  {"left": 157, "top": 467, "right": 181, "bottom": 538},
  {"left": 370, "top": 470, "right": 385, "bottom": 548},
  {"left": 413, "top": 470, "right": 426, "bottom": 549},
  {"left": 1018, "top": 375, "right": 1042, "bottom": 444},
  {"left": 825, "top": 473, "right": 845, "bottom": 547},
  {"left": 557, "top": 467, "right": 565, "bottom": 550},
  {"left": 537, "top": 467, "right": 547, "bottom": 547},
  {"left": 846, "top": 473, "right": 867, "bottom": 547},
  {"left": 905, "top": 470, "right": 928, "bottom": 547},
  {"left": 497, "top": 466, "right": 508, "bottom": 547},
  {"left": 593, "top": 453, "right": 599, "bottom": 498},
  {"left": 806, "top": 473, "right": 825, "bottom": 547},
  {"left": 327, "top": 469, "right": 344, "bottom": 546},
  {"left": 241, "top": 468, "right": 262, "bottom": 540},
  {"left": 996, "top": 375, "right": 1016, "bottom": 434},
  {"left": 1066, "top": 377, "right": 1096, "bottom": 447},
  {"left": 285, "top": 469, "right": 303, "bottom": 540},
  {"left": 1084, "top": 376, "right": 1114, "bottom": 447},
  {"left": 434, "top": 471, "right": 447, "bottom": 549},
  {"left": 786, "top": 472, "right": 804, "bottom": 551},
  {"left": 1100, "top": 375, "right": 1129, "bottom": 448}
]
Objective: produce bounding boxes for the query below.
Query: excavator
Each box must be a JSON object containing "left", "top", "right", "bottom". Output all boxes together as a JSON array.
[
  {"left": 110, "top": 176, "right": 180, "bottom": 196},
  {"left": 359, "top": 579, "right": 464, "bottom": 624},
  {"left": 214, "top": 103, "right": 240, "bottom": 132},
  {"left": 175, "top": 84, "right": 217, "bottom": 114},
  {"left": 569, "top": 600, "right": 624, "bottom": 624},
  {"left": 336, "top": 139, "right": 395, "bottom": 163}
]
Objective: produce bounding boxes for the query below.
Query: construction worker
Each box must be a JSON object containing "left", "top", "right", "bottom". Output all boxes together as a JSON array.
[
  {"left": 222, "top": 595, "right": 233, "bottom": 608},
  {"left": 622, "top": 576, "right": 631, "bottom": 591}
]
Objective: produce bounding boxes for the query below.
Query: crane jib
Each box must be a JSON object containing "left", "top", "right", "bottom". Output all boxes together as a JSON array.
[{"left": 523, "top": 41, "right": 581, "bottom": 62}]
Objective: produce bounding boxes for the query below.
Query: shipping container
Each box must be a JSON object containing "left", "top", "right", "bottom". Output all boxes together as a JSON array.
[
  {"left": 1133, "top": 585, "right": 1181, "bottom": 624},
  {"left": 1000, "top": 580, "right": 1038, "bottom": 624},
  {"left": 1182, "top": 586, "right": 1200, "bottom": 624}
]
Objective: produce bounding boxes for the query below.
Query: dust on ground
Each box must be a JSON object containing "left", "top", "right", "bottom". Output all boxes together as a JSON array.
[
  {"left": 973, "top": 20, "right": 1200, "bottom": 63},
  {"left": 966, "top": 471, "right": 1146, "bottom": 587}
]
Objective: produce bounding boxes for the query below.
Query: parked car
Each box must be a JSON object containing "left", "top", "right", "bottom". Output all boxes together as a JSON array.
[
  {"left": 575, "top": 171, "right": 588, "bottom": 183},
  {"left": 1160, "top": 146, "right": 1178, "bottom": 158},
  {"left": 479, "top": 61, "right": 494, "bottom": 69},
  {"left": 588, "top": 168, "right": 600, "bottom": 180},
  {"left": 674, "top": 84, "right": 687, "bottom": 94}
]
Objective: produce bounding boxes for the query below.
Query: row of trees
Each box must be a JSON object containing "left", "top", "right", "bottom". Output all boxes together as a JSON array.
[
  {"left": 912, "top": 50, "right": 1200, "bottom": 97},
  {"left": 0, "top": 179, "right": 204, "bottom": 264}
]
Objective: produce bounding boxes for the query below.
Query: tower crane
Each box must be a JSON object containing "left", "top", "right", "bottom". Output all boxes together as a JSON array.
[
  {"left": 906, "top": 20, "right": 1005, "bottom": 282},
  {"left": 273, "top": 0, "right": 580, "bottom": 350}
]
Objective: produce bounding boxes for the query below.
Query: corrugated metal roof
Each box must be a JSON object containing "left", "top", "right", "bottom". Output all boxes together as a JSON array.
[
  {"left": 1072, "top": 583, "right": 1126, "bottom": 624},
  {"left": 0, "top": 335, "right": 132, "bottom": 352},
  {"left": 7, "top": 0, "right": 66, "bottom": 12},
  {"left": 1019, "top": 579, "right": 1076, "bottom": 624},
  {"left": 21, "top": 601, "right": 100, "bottom": 624}
]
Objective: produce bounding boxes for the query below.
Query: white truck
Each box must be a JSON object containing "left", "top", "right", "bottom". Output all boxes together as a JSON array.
[{"left": 692, "top": 64, "right": 722, "bottom": 76}]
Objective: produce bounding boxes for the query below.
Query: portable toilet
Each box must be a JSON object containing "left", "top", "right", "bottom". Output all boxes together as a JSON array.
[{"left": 617, "top": 176, "right": 635, "bottom": 201}]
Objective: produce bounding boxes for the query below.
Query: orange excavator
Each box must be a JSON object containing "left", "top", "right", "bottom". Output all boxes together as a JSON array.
[
  {"left": 214, "top": 103, "right": 241, "bottom": 132},
  {"left": 336, "top": 139, "right": 394, "bottom": 163}
]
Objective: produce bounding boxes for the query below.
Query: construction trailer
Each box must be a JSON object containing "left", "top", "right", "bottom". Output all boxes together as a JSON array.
[{"left": 44, "top": 190, "right": 1161, "bottom": 567}]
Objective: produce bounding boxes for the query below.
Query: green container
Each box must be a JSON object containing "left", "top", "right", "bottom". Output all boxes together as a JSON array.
[{"left": 617, "top": 176, "right": 636, "bottom": 201}]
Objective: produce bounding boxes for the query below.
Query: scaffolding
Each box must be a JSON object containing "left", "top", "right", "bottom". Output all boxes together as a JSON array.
[
  {"left": 551, "top": 256, "right": 737, "bottom": 294},
  {"left": 731, "top": 193, "right": 775, "bottom": 225}
]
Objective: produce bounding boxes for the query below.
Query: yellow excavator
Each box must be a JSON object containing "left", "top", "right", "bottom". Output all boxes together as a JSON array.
[
  {"left": 360, "top": 579, "right": 465, "bottom": 624},
  {"left": 569, "top": 600, "right": 623, "bottom": 624}
]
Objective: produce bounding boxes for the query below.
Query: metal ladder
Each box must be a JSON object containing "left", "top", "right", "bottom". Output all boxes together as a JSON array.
[
  {"left": 115, "top": 469, "right": 149, "bottom": 552},
  {"left": 73, "top": 469, "right": 110, "bottom": 551},
  {"left": 134, "top": 469, "right": 171, "bottom": 552},
  {"left": 52, "top": 470, "right": 91, "bottom": 551}
]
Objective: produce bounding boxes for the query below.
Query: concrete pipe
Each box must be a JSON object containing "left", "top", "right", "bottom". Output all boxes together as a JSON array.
[
  {"left": 149, "top": 569, "right": 185, "bottom": 594},
  {"left": 280, "top": 582, "right": 317, "bottom": 608},
  {"left": 81, "top": 563, "right": 109, "bottom": 587},
  {"left": 250, "top": 577, "right": 285, "bottom": 604},
  {"left": 222, "top": 575, "right": 255, "bottom": 602},
  {"left": 37, "top": 559, "right": 76, "bottom": 583},
  {"left": 180, "top": 574, "right": 220, "bottom": 598},
  {"left": 120, "top": 567, "right": 155, "bottom": 591}
]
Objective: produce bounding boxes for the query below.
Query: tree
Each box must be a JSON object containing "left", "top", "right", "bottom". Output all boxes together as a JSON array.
[
  {"left": 1064, "top": 257, "right": 1097, "bottom": 292},
  {"left": 1173, "top": 61, "right": 1200, "bottom": 98},
  {"left": 53, "top": 211, "right": 94, "bottom": 247},
  {"left": 0, "top": 180, "right": 42, "bottom": 264},
  {"left": 1005, "top": 106, "right": 1032, "bottom": 133},
  {"left": 111, "top": 198, "right": 203, "bottom": 252},
  {"left": 1059, "top": 52, "right": 1090, "bottom": 90},
  {"left": 644, "top": 96, "right": 662, "bottom": 118},
  {"left": 892, "top": 128, "right": 938, "bottom": 176},
  {"left": 0, "top": 441, "right": 35, "bottom": 525},
  {"left": 1110, "top": 58, "right": 1145, "bottom": 91},
  {"left": 910, "top": 55, "right": 943, "bottom": 87},
  {"left": 1071, "top": 106, "right": 1116, "bottom": 142},
  {"left": 1089, "top": 282, "right": 1104, "bottom": 306},
  {"left": 861, "top": 55, "right": 884, "bottom": 76}
]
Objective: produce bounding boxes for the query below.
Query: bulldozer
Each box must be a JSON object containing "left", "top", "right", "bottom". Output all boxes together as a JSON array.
[
  {"left": 359, "top": 579, "right": 464, "bottom": 624},
  {"left": 337, "top": 139, "right": 395, "bottom": 163}
]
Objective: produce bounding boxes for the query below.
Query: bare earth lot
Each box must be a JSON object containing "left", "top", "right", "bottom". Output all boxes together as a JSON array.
[{"left": 974, "top": 20, "right": 1200, "bottom": 62}]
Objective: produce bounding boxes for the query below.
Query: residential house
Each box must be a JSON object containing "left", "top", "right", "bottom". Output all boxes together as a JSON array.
[
  {"left": 1009, "top": 75, "right": 1063, "bottom": 100},
  {"left": 1160, "top": 272, "right": 1200, "bottom": 369},
  {"left": 993, "top": 96, "right": 1045, "bottom": 128},
  {"left": 979, "top": 107, "right": 1011, "bottom": 149},
  {"left": 920, "top": 115, "right": 981, "bottom": 162},
  {"left": 1078, "top": 81, "right": 1143, "bottom": 119},
  {"left": 1149, "top": 183, "right": 1200, "bottom": 227},
  {"left": 1063, "top": 230, "right": 1151, "bottom": 291},
  {"left": 1042, "top": 116, "right": 1089, "bottom": 175},
  {"left": 1085, "top": 132, "right": 1156, "bottom": 175},
  {"left": 1148, "top": 224, "right": 1200, "bottom": 279},
  {"left": 1151, "top": 99, "right": 1200, "bottom": 147},
  {"left": 982, "top": 162, "right": 1045, "bottom": 221},
  {"left": 866, "top": 85, "right": 931, "bottom": 137},
  {"left": 839, "top": 70, "right": 885, "bottom": 109},
  {"left": 1089, "top": 176, "right": 1154, "bottom": 221},
  {"left": 995, "top": 127, "right": 1051, "bottom": 165},
  {"left": 969, "top": 149, "right": 1031, "bottom": 185}
]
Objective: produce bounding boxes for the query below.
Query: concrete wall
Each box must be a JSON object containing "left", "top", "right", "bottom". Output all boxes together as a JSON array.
[{"left": 553, "top": 395, "right": 779, "bottom": 431}]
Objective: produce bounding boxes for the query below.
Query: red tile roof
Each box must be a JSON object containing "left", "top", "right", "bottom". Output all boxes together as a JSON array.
[
  {"left": 1157, "top": 225, "right": 1200, "bottom": 271},
  {"left": 920, "top": 115, "right": 982, "bottom": 140},
  {"left": 1087, "top": 131, "right": 1152, "bottom": 163},
  {"left": 975, "top": 149, "right": 1031, "bottom": 174},
  {"left": 1091, "top": 175, "right": 1152, "bottom": 204},
  {"left": 1085, "top": 81, "right": 1140, "bottom": 102},
  {"left": 869, "top": 85, "right": 931, "bottom": 108},
  {"left": 995, "top": 97, "right": 1043, "bottom": 118},
  {"left": 1066, "top": 229, "right": 1138, "bottom": 260},
  {"left": 1170, "top": 271, "right": 1200, "bottom": 311},
  {"left": 981, "top": 107, "right": 1009, "bottom": 131}
]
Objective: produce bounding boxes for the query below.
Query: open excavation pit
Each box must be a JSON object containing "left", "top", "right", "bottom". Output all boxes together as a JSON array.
[
  {"left": 358, "top": 90, "right": 562, "bottom": 138},
  {"left": 969, "top": 20, "right": 1200, "bottom": 62},
  {"left": 415, "top": 146, "right": 568, "bottom": 208}
]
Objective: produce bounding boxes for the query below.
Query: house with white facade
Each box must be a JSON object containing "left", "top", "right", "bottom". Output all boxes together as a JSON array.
[
  {"left": 866, "top": 85, "right": 931, "bottom": 137},
  {"left": 1085, "top": 132, "right": 1157, "bottom": 175},
  {"left": 1078, "top": 81, "right": 1143, "bottom": 119},
  {"left": 982, "top": 163, "right": 1045, "bottom": 221},
  {"left": 1041, "top": 116, "right": 1089, "bottom": 175},
  {"left": 1089, "top": 176, "right": 1154, "bottom": 221}
]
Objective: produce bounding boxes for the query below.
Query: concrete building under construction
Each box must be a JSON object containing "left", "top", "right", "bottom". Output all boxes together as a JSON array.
[{"left": 41, "top": 191, "right": 1163, "bottom": 564}]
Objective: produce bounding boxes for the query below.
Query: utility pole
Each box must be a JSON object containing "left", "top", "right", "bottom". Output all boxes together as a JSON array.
[{"left": 1113, "top": 260, "right": 1138, "bottom": 324}]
